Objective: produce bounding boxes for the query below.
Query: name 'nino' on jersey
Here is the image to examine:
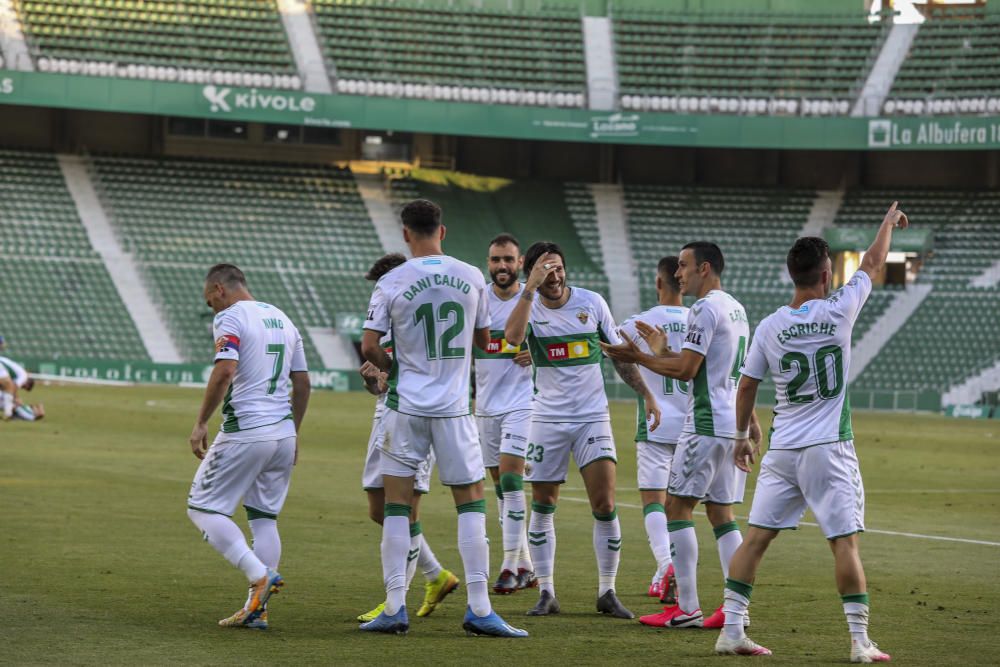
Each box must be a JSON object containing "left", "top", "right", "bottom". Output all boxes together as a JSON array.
[
  {"left": 741, "top": 270, "right": 872, "bottom": 448},
  {"left": 620, "top": 305, "right": 689, "bottom": 444},
  {"left": 681, "top": 290, "right": 749, "bottom": 438},
  {"left": 526, "top": 286, "right": 623, "bottom": 423},
  {"left": 364, "top": 255, "right": 490, "bottom": 418},
  {"left": 213, "top": 300, "right": 308, "bottom": 435},
  {"left": 474, "top": 284, "right": 533, "bottom": 417}
]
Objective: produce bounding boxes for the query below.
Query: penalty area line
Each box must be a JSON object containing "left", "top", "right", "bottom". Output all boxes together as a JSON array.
[{"left": 557, "top": 496, "right": 1000, "bottom": 547}]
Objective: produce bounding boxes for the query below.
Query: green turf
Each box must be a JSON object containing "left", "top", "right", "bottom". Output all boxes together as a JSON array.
[{"left": 4, "top": 384, "right": 999, "bottom": 665}]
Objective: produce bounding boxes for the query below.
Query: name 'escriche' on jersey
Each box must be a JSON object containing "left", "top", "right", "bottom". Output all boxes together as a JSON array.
[
  {"left": 364, "top": 255, "right": 490, "bottom": 418},
  {"left": 741, "top": 270, "right": 872, "bottom": 449}
]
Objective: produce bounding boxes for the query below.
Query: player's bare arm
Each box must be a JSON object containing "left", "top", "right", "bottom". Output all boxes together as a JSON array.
[
  {"left": 734, "top": 374, "right": 762, "bottom": 473},
  {"left": 601, "top": 336, "right": 703, "bottom": 381},
  {"left": 635, "top": 320, "right": 675, "bottom": 357},
  {"left": 504, "top": 252, "right": 558, "bottom": 346},
  {"left": 860, "top": 201, "right": 909, "bottom": 278},
  {"left": 360, "top": 329, "right": 392, "bottom": 371},
  {"left": 513, "top": 349, "right": 532, "bottom": 367},
  {"left": 189, "top": 359, "right": 237, "bottom": 459},
  {"left": 359, "top": 361, "right": 386, "bottom": 396},
  {"left": 290, "top": 370, "right": 311, "bottom": 465},
  {"left": 474, "top": 326, "right": 491, "bottom": 351},
  {"left": 612, "top": 358, "right": 661, "bottom": 431}
]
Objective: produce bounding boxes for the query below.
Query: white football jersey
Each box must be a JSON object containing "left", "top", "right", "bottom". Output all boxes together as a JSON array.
[
  {"left": 681, "top": 289, "right": 750, "bottom": 438},
  {"left": 364, "top": 255, "right": 490, "bottom": 418},
  {"left": 620, "top": 305, "right": 689, "bottom": 444},
  {"left": 742, "top": 270, "right": 872, "bottom": 449},
  {"left": 0, "top": 356, "right": 29, "bottom": 387},
  {"left": 474, "top": 283, "right": 533, "bottom": 417},
  {"left": 526, "top": 287, "right": 623, "bottom": 423},
  {"left": 212, "top": 300, "right": 307, "bottom": 437}
]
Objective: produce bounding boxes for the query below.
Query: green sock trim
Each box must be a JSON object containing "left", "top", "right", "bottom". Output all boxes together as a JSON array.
[
  {"left": 499, "top": 472, "right": 524, "bottom": 492},
  {"left": 842, "top": 593, "right": 869, "bottom": 606},
  {"left": 642, "top": 502, "right": 665, "bottom": 517},
  {"left": 384, "top": 503, "right": 412, "bottom": 518},
  {"left": 713, "top": 521, "right": 740, "bottom": 540},
  {"left": 667, "top": 519, "right": 696, "bottom": 532},
  {"left": 409, "top": 521, "right": 422, "bottom": 538},
  {"left": 726, "top": 578, "right": 753, "bottom": 600},
  {"left": 593, "top": 507, "right": 617, "bottom": 521},
  {"left": 531, "top": 501, "right": 557, "bottom": 514},
  {"left": 494, "top": 483, "right": 503, "bottom": 500},
  {"left": 244, "top": 505, "right": 277, "bottom": 521},
  {"left": 456, "top": 499, "right": 487, "bottom": 514}
]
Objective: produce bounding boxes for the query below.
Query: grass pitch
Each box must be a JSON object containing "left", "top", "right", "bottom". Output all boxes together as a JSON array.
[{"left": 3, "top": 384, "right": 999, "bottom": 665}]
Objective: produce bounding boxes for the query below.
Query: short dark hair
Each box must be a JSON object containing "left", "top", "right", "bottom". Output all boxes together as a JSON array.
[
  {"left": 523, "top": 241, "right": 566, "bottom": 277},
  {"left": 657, "top": 256, "right": 681, "bottom": 292},
  {"left": 205, "top": 263, "right": 247, "bottom": 288},
  {"left": 488, "top": 233, "right": 520, "bottom": 250},
  {"left": 682, "top": 241, "right": 724, "bottom": 276},
  {"left": 787, "top": 237, "right": 830, "bottom": 288},
  {"left": 365, "top": 253, "right": 406, "bottom": 281},
  {"left": 400, "top": 199, "right": 441, "bottom": 238}
]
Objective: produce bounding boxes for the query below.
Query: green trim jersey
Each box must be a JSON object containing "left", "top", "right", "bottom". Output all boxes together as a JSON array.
[
  {"left": 0, "top": 356, "right": 28, "bottom": 387},
  {"left": 526, "top": 287, "right": 622, "bottom": 423},
  {"left": 212, "top": 300, "right": 308, "bottom": 436},
  {"left": 620, "top": 305, "right": 689, "bottom": 444},
  {"left": 372, "top": 334, "right": 393, "bottom": 420},
  {"left": 742, "top": 270, "right": 872, "bottom": 449},
  {"left": 681, "top": 290, "right": 750, "bottom": 438},
  {"left": 364, "top": 255, "right": 490, "bottom": 418},
  {"left": 474, "top": 283, "right": 533, "bottom": 417}
]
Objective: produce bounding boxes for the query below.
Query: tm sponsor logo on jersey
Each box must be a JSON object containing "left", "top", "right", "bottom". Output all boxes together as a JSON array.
[
  {"left": 486, "top": 337, "right": 519, "bottom": 355},
  {"left": 203, "top": 85, "right": 316, "bottom": 114},
  {"left": 546, "top": 340, "right": 590, "bottom": 361}
]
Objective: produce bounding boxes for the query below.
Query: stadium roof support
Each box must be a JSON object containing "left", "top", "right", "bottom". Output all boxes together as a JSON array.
[{"left": 852, "top": 22, "right": 920, "bottom": 117}]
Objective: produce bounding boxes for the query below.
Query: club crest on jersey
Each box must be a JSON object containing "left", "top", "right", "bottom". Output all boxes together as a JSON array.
[
  {"left": 215, "top": 335, "right": 240, "bottom": 354},
  {"left": 576, "top": 310, "right": 589, "bottom": 324},
  {"left": 546, "top": 340, "right": 589, "bottom": 361}
]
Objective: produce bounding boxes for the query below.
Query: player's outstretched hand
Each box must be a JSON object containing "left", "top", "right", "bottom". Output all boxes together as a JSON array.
[
  {"left": 189, "top": 422, "right": 208, "bottom": 460},
  {"left": 646, "top": 402, "right": 661, "bottom": 432},
  {"left": 883, "top": 201, "right": 909, "bottom": 229},
  {"left": 734, "top": 437, "right": 756, "bottom": 473},
  {"left": 635, "top": 320, "right": 668, "bottom": 356},
  {"left": 599, "top": 335, "right": 640, "bottom": 363},
  {"left": 525, "top": 252, "right": 559, "bottom": 291},
  {"left": 513, "top": 349, "right": 533, "bottom": 367}
]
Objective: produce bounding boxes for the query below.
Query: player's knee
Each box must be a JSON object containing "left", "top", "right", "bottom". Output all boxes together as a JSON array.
[
  {"left": 590, "top": 497, "right": 615, "bottom": 516},
  {"left": 665, "top": 495, "right": 693, "bottom": 520},
  {"left": 499, "top": 471, "right": 523, "bottom": 492}
]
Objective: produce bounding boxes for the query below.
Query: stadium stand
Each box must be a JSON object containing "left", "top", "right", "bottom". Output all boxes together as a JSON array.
[
  {"left": 12, "top": 0, "right": 301, "bottom": 88},
  {"left": 89, "top": 155, "right": 381, "bottom": 365},
  {"left": 835, "top": 188, "right": 1000, "bottom": 392},
  {"left": 0, "top": 149, "right": 149, "bottom": 362},
  {"left": 883, "top": 3, "right": 1000, "bottom": 116},
  {"left": 314, "top": 0, "right": 587, "bottom": 107},
  {"left": 615, "top": 9, "right": 892, "bottom": 116},
  {"left": 388, "top": 171, "right": 609, "bottom": 297}
]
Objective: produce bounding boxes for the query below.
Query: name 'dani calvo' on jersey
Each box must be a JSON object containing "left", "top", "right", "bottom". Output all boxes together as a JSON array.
[{"left": 402, "top": 273, "right": 474, "bottom": 300}]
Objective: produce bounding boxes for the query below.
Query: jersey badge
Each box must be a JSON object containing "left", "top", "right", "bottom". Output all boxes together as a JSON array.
[{"left": 576, "top": 310, "right": 589, "bottom": 325}]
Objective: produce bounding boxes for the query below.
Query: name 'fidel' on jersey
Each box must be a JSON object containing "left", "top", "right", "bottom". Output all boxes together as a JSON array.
[
  {"left": 682, "top": 290, "right": 749, "bottom": 438},
  {"left": 741, "top": 270, "right": 872, "bottom": 448},
  {"left": 212, "top": 300, "right": 308, "bottom": 437},
  {"left": 364, "top": 255, "right": 490, "bottom": 417},
  {"left": 620, "top": 305, "right": 689, "bottom": 444}
]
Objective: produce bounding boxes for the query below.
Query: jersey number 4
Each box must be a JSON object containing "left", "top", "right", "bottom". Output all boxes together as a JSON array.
[
  {"left": 780, "top": 345, "right": 845, "bottom": 403},
  {"left": 414, "top": 301, "right": 466, "bottom": 360}
]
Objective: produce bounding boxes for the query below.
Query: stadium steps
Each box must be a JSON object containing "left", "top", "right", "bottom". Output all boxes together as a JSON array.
[
  {"left": 969, "top": 259, "right": 1000, "bottom": 289},
  {"left": 581, "top": 15, "right": 617, "bottom": 111},
  {"left": 851, "top": 22, "right": 920, "bottom": 117},
  {"left": 275, "top": 0, "right": 331, "bottom": 93},
  {"left": 848, "top": 283, "right": 932, "bottom": 382},
  {"left": 59, "top": 155, "right": 182, "bottom": 363},
  {"left": 943, "top": 357, "right": 1000, "bottom": 406},
  {"left": 354, "top": 173, "right": 408, "bottom": 257},
  {"left": 589, "top": 183, "right": 638, "bottom": 322},
  {"left": 0, "top": 0, "right": 33, "bottom": 71},
  {"left": 0, "top": 148, "right": 149, "bottom": 362}
]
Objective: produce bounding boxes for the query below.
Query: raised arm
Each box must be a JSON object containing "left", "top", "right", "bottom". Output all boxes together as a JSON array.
[
  {"left": 505, "top": 252, "right": 558, "bottom": 347},
  {"left": 859, "top": 201, "right": 909, "bottom": 278}
]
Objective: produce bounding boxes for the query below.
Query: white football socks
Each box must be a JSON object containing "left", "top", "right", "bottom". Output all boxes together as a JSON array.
[
  {"left": 714, "top": 521, "right": 743, "bottom": 580},
  {"left": 381, "top": 505, "right": 411, "bottom": 615},
  {"left": 843, "top": 594, "right": 871, "bottom": 644},
  {"left": 405, "top": 524, "right": 422, "bottom": 590},
  {"left": 457, "top": 502, "right": 491, "bottom": 617},
  {"left": 1, "top": 392, "right": 12, "bottom": 419},
  {"left": 500, "top": 473, "right": 529, "bottom": 573},
  {"left": 643, "top": 503, "right": 671, "bottom": 581},
  {"left": 723, "top": 580, "right": 752, "bottom": 640},
  {"left": 248, "top": 517, "right": 280, "bottom": 569},
  {"left": 528, "top": 502, "right": 557, "bottom": 595},
  {"left": 668, "top": 520, "right": 700, "bottom": 612},
  {"left": 593, "top": 509, "right": 622, "bottom": 596},
  {"left": 416, "top": 532, "right": 442, "bottom": 582},
  {"left": 187, "top": 508, "right": 267, "bottom": 583}
]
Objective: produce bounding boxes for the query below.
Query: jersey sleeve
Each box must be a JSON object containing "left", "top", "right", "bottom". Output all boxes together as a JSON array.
[
  {"left": 290, "top": 329, "right": 308, "bottom": 372},
  {"left": 832, "top": 270, "right": 873, "bottom": 323},
  {"left": 474, "top": 273, "right": 490, "bottom": 330},
  {"left": 740, "top": 322, "right": 769, "bottom": 381},
  {"left": 617, "top": 317, "right": 638, "bottom": 343},
  {"left": 363, "top": 279, "right": 391, "bottom": 335},
  {"left": 681, "top": 300, "right": 717, "bottom": 357},
  {"left": 212, "top": 308, "right": 243, "bottom": 363},
  {"left": 596, "top": 295, "right": 623, "bottom": 346}
]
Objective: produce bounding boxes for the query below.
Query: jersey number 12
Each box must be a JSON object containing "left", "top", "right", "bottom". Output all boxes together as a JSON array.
[{"left": 414, "top": 301, "right": 466, "bottom": 360}]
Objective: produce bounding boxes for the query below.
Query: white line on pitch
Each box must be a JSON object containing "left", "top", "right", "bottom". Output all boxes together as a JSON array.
[{"left": 556, "top": 495, "right": 1000, "bottom": 548}]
